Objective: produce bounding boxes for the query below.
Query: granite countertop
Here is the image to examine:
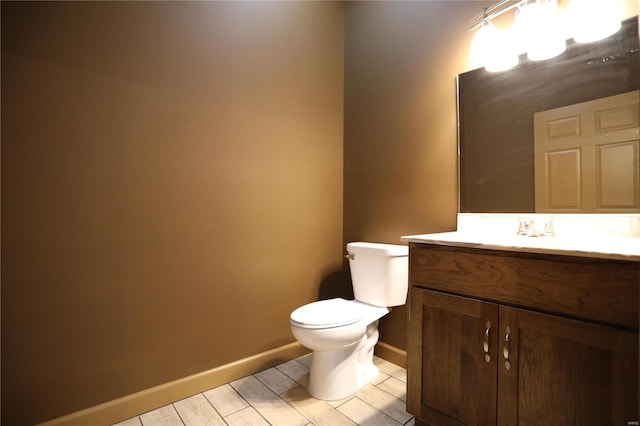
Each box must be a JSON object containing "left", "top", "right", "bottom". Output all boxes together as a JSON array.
[{"left": 401, "top": 231, "right": 640, "bottom": 262}]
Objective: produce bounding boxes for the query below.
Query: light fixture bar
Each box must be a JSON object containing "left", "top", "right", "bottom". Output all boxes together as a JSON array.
[
  {"left": 468, "top": 0, "right": 527, "bottom": 31},
  {"left": 468, "top": 0, "right": 511, "bottom": 23}
]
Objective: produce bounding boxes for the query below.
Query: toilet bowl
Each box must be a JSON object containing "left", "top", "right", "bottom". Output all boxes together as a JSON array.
[
  {"left": 290, "top": 298, "right": 388, "bottom": 400},
  {"left": 289, "top": 242, "right": 408, "bottom": 401}
]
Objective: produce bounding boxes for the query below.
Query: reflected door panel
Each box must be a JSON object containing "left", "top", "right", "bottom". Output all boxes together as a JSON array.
[{"left": 534, "top": 90, "right": 640, "bottom": 212}]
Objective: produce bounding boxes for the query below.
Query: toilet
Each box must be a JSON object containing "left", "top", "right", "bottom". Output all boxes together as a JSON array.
[{"left": 289, "top": 242, "right": 409, "bottom": 400}]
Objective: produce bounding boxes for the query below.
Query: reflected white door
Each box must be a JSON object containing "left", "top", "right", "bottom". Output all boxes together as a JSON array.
[{"left": 534, "top": 90, "right": 640, "bottom": 212}]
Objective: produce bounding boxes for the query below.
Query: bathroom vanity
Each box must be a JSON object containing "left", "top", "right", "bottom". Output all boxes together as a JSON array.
[{"left": 402, "top": 223, "right": 639, "bottom": 426}]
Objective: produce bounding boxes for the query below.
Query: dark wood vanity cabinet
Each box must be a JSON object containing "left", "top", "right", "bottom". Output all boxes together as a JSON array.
[{"left": 407, "top": 243, "right": 639, "bottom": 426}]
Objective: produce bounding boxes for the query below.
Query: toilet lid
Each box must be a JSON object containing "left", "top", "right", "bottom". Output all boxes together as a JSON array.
[{"left": 290, "top": 298, "right": 362, "bottom": 329}]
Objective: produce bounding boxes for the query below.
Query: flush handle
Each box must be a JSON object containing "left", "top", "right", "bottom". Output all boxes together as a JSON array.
[
  {"left": 483, "top": 321, "right": 491, "bottom": 363},
  {"left": 503, "top": 326, "right": 512, "bottom": 370},
  {"left": 345, "top": 253, "right": 355, "bottom": 260}
]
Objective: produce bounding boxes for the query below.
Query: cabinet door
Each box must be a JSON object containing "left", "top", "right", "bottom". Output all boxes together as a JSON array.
[
  {"left": 498, "top": 306, "right": 638, "bottom": 425},
  {"left": 408, "top": 288, "right": 500, "bottom": 426}
]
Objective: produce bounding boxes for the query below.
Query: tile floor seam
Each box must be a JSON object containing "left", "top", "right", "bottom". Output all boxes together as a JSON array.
[
  {"left": 285, "top": 402, "right": 313, "bottom": 425},
  {"left": 231, "top": 376, "right": 309, "bottom": 426},
  {"left": 197, "top": 391, "right": 229, "bottom": 423},
  {"left": 213, "top": 384, "right": 254, "bottom": 419},
  {"left": 224, "top": 405, "right": 270, "bottom": 426},
  {"left": 168, "top": 403, "right": 187, "bottom": 426},
  {"left": 204, "top": 395, "right": 243, "bottom": 419},
  {"left": 327, "top": 396, "right": 353, "bottom": 409},
  {"left": 252, "top": 371, "right": 294, "bottom": 398},
  {"left": 369, "top": 378, "right": 405, "bottom": 401},
  {"left": 352, "top": 395, "right": 403, "bottom": 425},
  {"left": 272, "top": 387, "right": 313, "bottom": 424},
  {"left": 274, "top": 360, "right": 307, "bottom": 385},
  {"left": 248, "top": 406, "right": 271, "bottom": 426}
]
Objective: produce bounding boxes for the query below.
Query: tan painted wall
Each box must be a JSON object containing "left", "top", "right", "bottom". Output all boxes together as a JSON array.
[
  {"left": 344, "top": 1, "right": 492, "bottom": 350},
  {"left": 1, "top": 2, "right": 343, "bottom": 424},
  {"left": 5, "top": 1, "right": 634, "bottom": 424}
]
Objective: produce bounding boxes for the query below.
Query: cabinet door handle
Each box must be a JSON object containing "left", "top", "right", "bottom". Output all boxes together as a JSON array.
[
  {"left": 503, "top": 326, "right": 512, "bottom": 370},
  {"left": 483, "top": 321, "right": 491, "bottom": 363}
]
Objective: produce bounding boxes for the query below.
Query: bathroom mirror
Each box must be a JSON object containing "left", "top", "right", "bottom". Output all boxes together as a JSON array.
[{"left": 458, "top": 16, "right": 639, "bottom": 213}]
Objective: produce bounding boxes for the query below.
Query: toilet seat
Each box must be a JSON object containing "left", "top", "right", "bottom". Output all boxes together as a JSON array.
[
  {"left": 290, "top": 298, "right": 362, "bottom": 329},
  {"left": 290, "top": 298, "right": 389, "bottom": 330}
]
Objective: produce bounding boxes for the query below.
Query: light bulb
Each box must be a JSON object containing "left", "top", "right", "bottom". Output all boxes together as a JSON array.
[
  {"left": 471, "top": 21, "right": 519, "bottom": 72},
  {"left": 516, "top": 0, "right": 566, "bottom": 61},
  {"left": 571, "top": 0, "right": 621, "bottom": 43}
]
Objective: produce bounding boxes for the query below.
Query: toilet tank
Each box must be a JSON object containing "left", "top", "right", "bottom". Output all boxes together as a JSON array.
[{"left": 346, "top": 242, "right": 409, "bottom": 307}]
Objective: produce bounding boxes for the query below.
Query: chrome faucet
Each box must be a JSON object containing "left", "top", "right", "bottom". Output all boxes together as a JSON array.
[
  {"left": 525, "top": 219, "right": 539, "bottom": 237},
  {"left": 517, "top": 218, "right": 554, "bottom": 237},
  {"left": 517, "top": 219, "right": 527, "bottom": 235},
  {"left": 517, "top": 219, "right": 538, "bottom": 236}
]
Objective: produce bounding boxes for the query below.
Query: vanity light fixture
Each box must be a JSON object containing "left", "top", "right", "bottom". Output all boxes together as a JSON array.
[{"left": 469, "top": 0, "right": 623, "bottom": 72}]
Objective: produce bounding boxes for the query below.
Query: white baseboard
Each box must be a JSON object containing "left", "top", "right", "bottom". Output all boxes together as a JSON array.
[{"left": 41, "top": 342, "right": 310, "bottom": 426}]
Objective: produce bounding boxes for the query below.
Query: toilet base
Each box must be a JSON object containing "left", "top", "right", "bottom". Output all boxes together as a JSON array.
[
  {"left": 307, "top": 321, "right": 381, "bottom": 401},
  {"left": 358, "top": 361, "right": 380, "bottom": 387}
]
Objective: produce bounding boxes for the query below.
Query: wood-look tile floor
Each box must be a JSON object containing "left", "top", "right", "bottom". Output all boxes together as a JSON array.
[{"left": 114, "top": 355, "right": 414, "bottom": 426}]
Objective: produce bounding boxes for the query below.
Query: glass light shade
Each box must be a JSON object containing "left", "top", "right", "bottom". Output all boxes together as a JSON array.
[
  {"left": 571, "top": 0, "right": 621, "bottom": 43},
  {"left": 470, "top": 21, "right": 519, "bottom": 72},
  {"left": 515, "top": 1, "right": 566, "bottom": 61}
]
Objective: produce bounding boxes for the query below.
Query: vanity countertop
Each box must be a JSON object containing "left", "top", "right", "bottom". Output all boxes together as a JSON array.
[{"left": 401, "top": 232, "right": 640, "bottom": 262}]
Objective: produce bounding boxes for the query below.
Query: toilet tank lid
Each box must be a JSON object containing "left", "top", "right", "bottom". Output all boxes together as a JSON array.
[{"left": 347, "top": 242, "right": 408, "bottom": 257}]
